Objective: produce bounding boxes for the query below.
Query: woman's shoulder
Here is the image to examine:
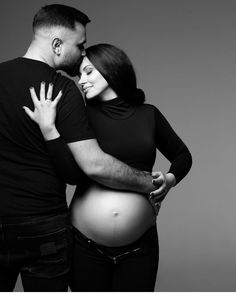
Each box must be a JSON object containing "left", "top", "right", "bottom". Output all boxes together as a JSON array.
[
  {"left": 138, "top": 103, "right": 159, "bottom": 113},
  {"left": 137, "top": 103, "right": 167, "bottom": 122}
]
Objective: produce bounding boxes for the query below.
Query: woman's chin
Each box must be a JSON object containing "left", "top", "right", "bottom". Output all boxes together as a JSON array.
[{"left": 85, "top": 93, "right": 95, "bottom": 100}]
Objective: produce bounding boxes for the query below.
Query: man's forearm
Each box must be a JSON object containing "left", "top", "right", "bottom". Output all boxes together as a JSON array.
[
  {"left": 68, "top": 139, "right": 156, "bottom": 195},
  {"left": 88, "top": 152, "right": 156, "bottom": 194}
]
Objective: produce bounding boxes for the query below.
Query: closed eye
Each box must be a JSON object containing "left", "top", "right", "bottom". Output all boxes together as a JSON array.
[
  {"left": 77, "top": 44, "right": 85, "bottom": 50},
  {"left": 86, "top": 70, "right": 92, "bottom": 75}
]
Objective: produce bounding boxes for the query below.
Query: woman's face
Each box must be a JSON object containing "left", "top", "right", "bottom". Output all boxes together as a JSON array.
[{"left": 78, "top": 57, "right": 116, "bottom": 100}]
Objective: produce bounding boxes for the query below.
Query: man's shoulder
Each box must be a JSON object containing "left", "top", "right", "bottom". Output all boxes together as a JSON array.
[
  {"left": 0, "top": 57, "right": 18, "bottom": 67},
  {"left": 0, "top": 58, "right": 22, "bottom": 76}
]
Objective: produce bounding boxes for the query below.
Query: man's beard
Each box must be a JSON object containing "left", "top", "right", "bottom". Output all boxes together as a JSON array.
[
  {"left": 61, "top": 57, "right": 82, "bottom": 77},
  {"left": 61, "top": 63, "right": 79, "bottom": 77}
]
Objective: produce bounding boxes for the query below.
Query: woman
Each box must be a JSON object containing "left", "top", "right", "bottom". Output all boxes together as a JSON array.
[{"left": 23, "top": 44, "right": 192, "bottom": 291}]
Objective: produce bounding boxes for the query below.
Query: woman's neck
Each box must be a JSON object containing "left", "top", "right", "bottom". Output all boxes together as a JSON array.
[{"left": 99, "top": 87, "right": 118, "bottom": 102}]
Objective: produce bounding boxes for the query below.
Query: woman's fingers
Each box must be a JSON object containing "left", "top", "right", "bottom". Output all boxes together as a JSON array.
[
  {"left": 150, "top": 172, "right": 168, "bottom": 199},
  {"left": 152, "top": 171, "right": 164, "bottom": 185},
  {"left": 152, "top": 171, "right": 162, "bottom": 178},
  {"left": 22, "top": 106, "right": 34, "bottom": 120},
  {"left": 28, "top": 83, "right": 62, "bottom": 113},
  {"left": 40, "top": 82, "right": 46, "bottom": 101},
  {"left": 150, "top": 185, "right": 165, "bottom": 198},
  {"left": 29, "top": 87, "right": 40, "bottom": 107},
  {"left": 46, "top": 83, "right": 53, "bottom": 100},
  {"left": 52, "top": 90, "right": 62, "bottom": 106}
]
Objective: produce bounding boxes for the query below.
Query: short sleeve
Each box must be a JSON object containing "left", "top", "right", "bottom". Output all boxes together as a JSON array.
[{"left": 56, "top": 80, "right": 95, "bottom": 143}]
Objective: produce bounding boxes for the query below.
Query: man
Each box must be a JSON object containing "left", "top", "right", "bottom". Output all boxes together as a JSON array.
[{"left": 0, "top": 4, "right": 171, "bottom": 291}]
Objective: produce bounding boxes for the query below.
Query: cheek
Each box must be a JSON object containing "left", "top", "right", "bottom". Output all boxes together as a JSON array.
[
  {"left": 94, "top": 77, "right": 108, "bottom": 91},
  {"left": 98, "top": 82, "right": 109, "bottom": 93},
  {"left": 72, "top": 49, "right": 81, "bottom": 60},
  {"left": 67, "top": 47, "right": 80, "bottom": 59}
]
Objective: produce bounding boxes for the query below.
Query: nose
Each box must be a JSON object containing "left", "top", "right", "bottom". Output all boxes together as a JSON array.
[{"left": 78, "top": 73, "right": 86, "bottom": 86}]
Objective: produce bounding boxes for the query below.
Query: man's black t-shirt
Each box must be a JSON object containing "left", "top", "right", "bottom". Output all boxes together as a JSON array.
[{"left": 0, "top": 58, "right": 94, "bottom": 217}]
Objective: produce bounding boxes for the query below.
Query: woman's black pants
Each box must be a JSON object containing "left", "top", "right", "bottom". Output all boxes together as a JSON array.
[{"left": 70, "top": 225, "right": 159, "bottom": 292}]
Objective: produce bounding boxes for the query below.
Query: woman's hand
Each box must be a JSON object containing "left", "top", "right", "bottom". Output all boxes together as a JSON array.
[
  {"left": 150, "top": 171, "right": 176, "bottom": 204},
  {"left": 23, "top": 82, "right": 62, "bottom": 140}
]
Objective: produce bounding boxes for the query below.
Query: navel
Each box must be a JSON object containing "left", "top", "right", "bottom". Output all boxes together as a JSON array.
[{"left": 112, "top": 211, "right": 119, "bottom": 217}]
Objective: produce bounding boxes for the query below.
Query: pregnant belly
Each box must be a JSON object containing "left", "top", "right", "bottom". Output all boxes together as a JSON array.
[{"left": 70, "top": 183, "right": 156, "bottom": 246}]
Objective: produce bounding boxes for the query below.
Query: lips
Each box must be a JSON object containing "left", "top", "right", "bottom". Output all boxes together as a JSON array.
[{"left": 82, "top": 86, "right": 92, "bottom": 93}]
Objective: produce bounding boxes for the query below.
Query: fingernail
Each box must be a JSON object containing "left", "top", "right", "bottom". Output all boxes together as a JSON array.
[
  {"left": 41, "top": 81, "right": 45, "bottom": 84},
  {"left": 49, "top": 83, "right": 53, "bottom": 86}
]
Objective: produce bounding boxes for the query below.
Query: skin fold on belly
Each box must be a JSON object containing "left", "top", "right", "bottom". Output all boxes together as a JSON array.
[{"left": 70, "top": 183, "right": 156, "bottom": 246}]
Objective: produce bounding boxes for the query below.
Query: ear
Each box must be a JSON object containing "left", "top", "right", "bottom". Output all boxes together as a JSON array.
[{"left": 52, "top": 38, "right": 63, "bottom": 56}]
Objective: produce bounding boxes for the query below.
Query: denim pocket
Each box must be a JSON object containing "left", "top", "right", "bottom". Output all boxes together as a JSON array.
[{"left": 20, "top": 226, "right": 73, "bottom": 279}]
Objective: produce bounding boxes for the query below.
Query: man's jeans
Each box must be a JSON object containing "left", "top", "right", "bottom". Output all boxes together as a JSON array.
[{"left": 0, "top": 212, "right": 73, "bottom": 291}]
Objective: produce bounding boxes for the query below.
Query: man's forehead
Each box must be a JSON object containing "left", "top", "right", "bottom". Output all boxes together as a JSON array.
[
  {"left": 74, "top": 22, "right": 86, "bottom": 34},
  {"left": 71, "top": 22, "right": 86, "bottom": 40},
  {"left": 61, "top": 23, "right": 86, "bottom": 43}
]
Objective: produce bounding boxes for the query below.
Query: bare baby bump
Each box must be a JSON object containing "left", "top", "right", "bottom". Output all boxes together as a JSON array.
[{"left": 71, "top": 184, "right": 156, "bottom": 246}]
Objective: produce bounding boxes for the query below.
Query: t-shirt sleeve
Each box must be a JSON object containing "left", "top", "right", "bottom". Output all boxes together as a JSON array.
[
  {"left": 55, "top": 80, "right": 95, "bottom": 143},
  {"left": 46, "top": 136, "right": 86, "bottom": 185},
  {"left": 154, "top": 107, "right": 192, "bottom": 184}
]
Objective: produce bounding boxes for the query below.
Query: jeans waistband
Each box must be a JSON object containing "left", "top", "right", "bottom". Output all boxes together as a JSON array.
[
  {"left": 73, "top": 225, "right": 157, "bottom": 264},
  {"left": 0, "top": 212, "right": 69, "bottom": 225}
]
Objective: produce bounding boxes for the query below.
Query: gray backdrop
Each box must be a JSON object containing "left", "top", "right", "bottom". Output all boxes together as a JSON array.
[{"left": 1, "top": 0, "right": 236, "bottom": 291}]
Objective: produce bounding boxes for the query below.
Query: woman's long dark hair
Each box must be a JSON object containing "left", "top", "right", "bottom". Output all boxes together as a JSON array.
[{"left": 85, "top": 43, "right": 145, "bottom": 105}]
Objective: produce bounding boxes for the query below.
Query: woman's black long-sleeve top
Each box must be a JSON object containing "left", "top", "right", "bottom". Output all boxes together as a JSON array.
[{"left": 46, "top": 97, "right": 192, "bottom": 186}]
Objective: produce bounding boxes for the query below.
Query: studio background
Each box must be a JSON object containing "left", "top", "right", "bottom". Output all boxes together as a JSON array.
[{"left": 0, "top": 0, "right": 235, "bottom": 291}]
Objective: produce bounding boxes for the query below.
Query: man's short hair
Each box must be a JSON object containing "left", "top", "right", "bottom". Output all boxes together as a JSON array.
[{"left": 33, "top": 4, "right": 90, "bottom": 32}]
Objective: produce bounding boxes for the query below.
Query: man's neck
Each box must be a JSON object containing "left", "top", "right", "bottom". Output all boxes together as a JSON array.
[{"left": 23, "top": 45, "right": 54, "bottom": 68}]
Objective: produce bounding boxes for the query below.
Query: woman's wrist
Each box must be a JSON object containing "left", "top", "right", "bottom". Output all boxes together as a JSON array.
[{"left": 40, "top": 124, "right": 60, "bottom": 141}]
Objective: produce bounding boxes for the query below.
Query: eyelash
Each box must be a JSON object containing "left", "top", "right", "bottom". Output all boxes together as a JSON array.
[
  {"left": 77, "top": 44, "right": 84, "bottom": 50},
  {"left": 79, "top": 69, "right": 93, "bottom": 78}
]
